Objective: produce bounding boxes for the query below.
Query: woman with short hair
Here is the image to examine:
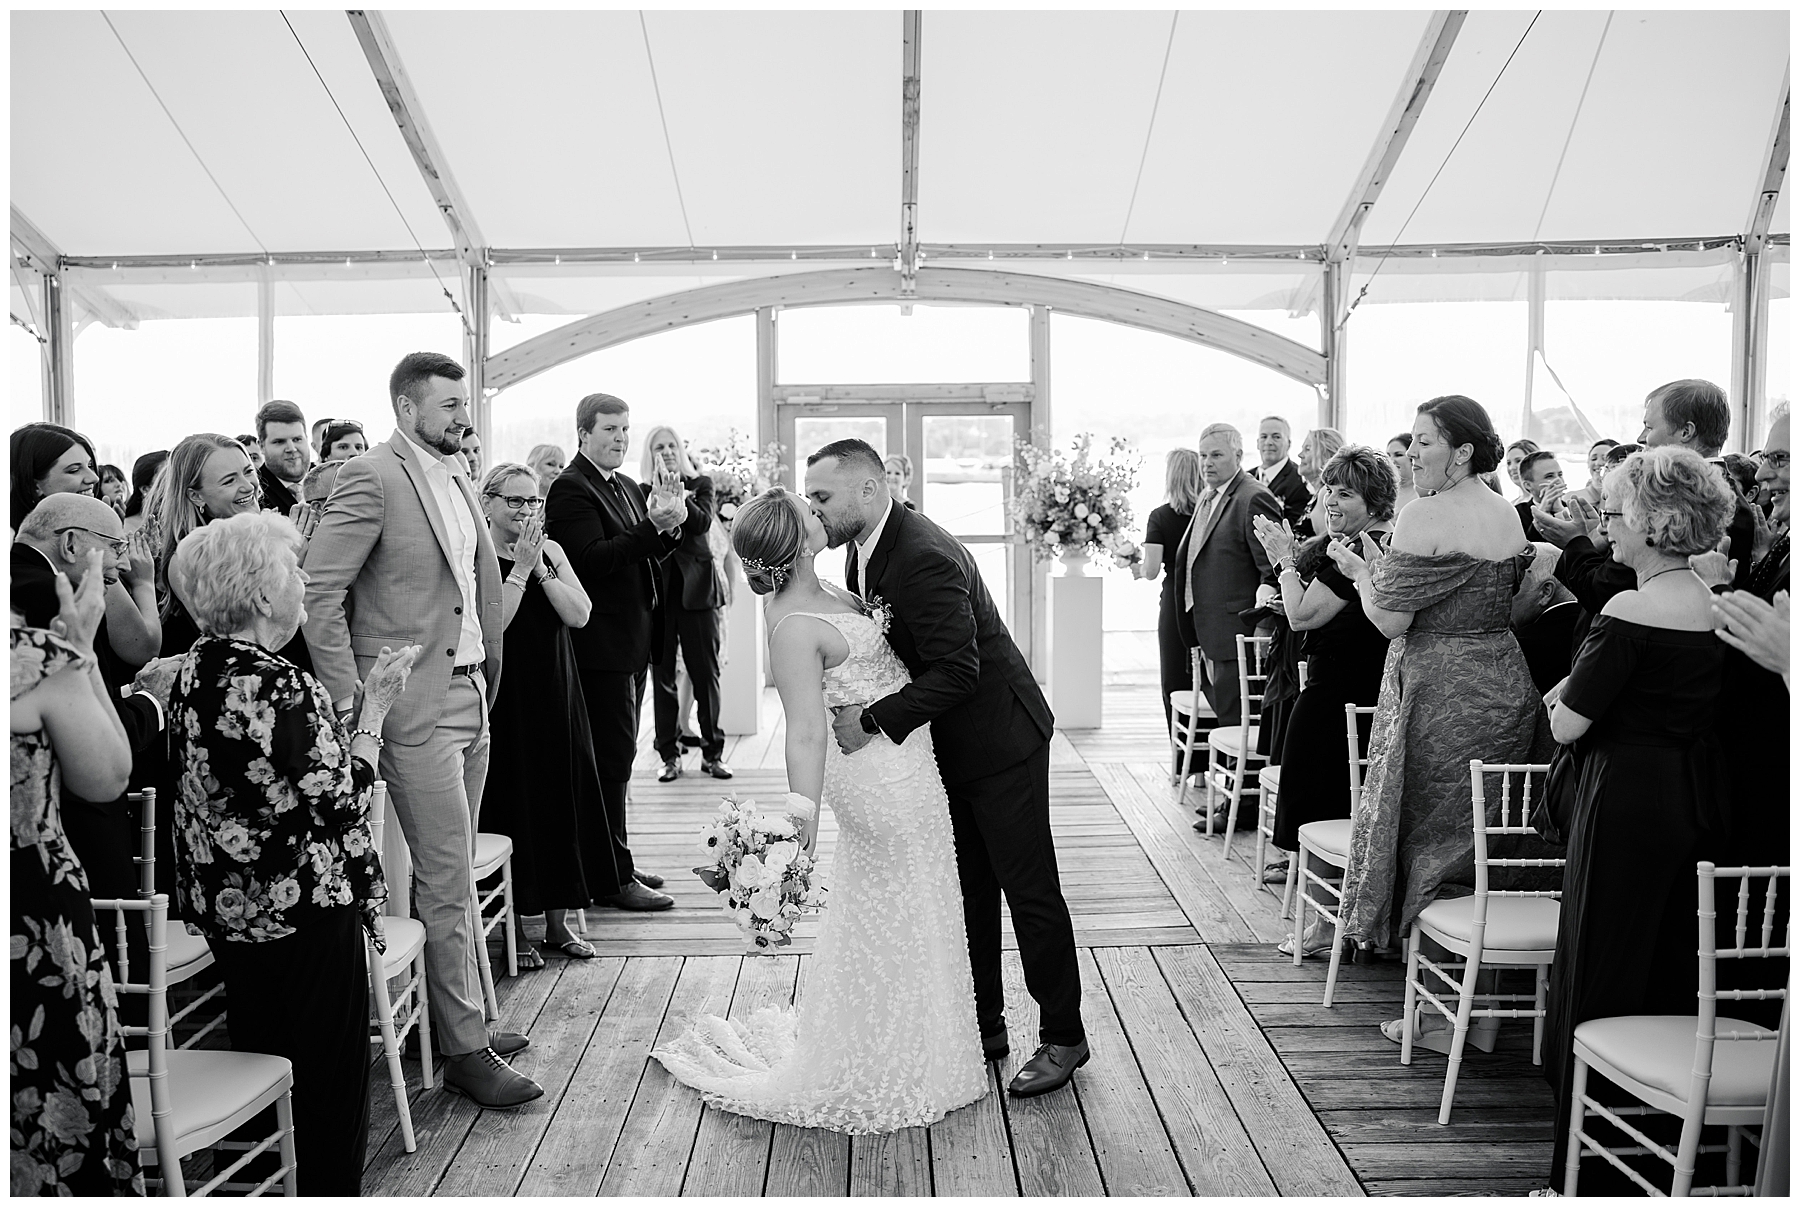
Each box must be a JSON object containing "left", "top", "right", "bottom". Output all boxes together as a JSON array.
[
  {"left": 884, "top": 454, "right": 918, "bottom": 510},
  {"left": 166, "top": 511, "right": 417, "bottom": 1196},
  {"left": 1540, "top": 445, "right": 1733, "bottom": 1185},
  {"left": 527, "top": 443, "right": 567, "bottom": 495},
  {"left": 475, "top": 462, "right": 612, "bottom": 965}
]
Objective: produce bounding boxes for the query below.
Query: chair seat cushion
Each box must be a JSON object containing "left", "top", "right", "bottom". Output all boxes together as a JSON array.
[
  {"left": 166, "top": 931, "right": 213, "bottom": 979},
  {"left": 1207, "top": 726, "right": 1258, "bottom": 757},
  {"left": 1259, "top": 765, "right": 1282, "bottom": 793},
  {"left": 1169, "top": 690, "right": 1214, "bottom": 719},
  {"left": 472, "top": 832, "right": 513, "bottom": 876},
  {"left": 1298, "top": 819, "right": 1351, "bottom": 859},
  {"left": 128, "top": 1048, "right": 292, "bottom": 1159},
  {"left": 1575, "top": 1015, "right": 1776, "bottom": 1109},
  {"left": 378, "top": 916, "right": 427, "bottom": 973},
  {"left": 1416, "top": 894, "right": 1560, "bottom": 953}
]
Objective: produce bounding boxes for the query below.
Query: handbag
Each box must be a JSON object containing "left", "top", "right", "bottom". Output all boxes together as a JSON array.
[{"left": 1532, "top": 739, "right": 1581, "bottom": 846}]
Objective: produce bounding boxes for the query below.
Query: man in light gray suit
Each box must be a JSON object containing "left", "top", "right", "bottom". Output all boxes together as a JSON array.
[{"left": 303, "top": 351, "right": 542, "bottom": 1108}]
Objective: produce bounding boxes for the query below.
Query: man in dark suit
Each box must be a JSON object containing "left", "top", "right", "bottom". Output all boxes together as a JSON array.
[
  {"left": 1249, "top": 415, "right": 1311, "bottom": 530},
  {"left": 806, "top": 438, "right": 1087, "bottom": 1099},
  {"left": 13, "top": 493, "right": 174, "bottom": 1025},
  {"left": 1175, "top": 423, "right": 1282, "bottom": 732},
  {"left": 545, "top": 393, "right": 709, "bottom": 911},
  {"left": 255, "top": 398, "right": 311, "bottom": 515}
]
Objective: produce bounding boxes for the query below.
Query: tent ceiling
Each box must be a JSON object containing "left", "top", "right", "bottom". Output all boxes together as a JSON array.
[{"left": 9, "top": 8, "right": 1790, "bottom": 324}]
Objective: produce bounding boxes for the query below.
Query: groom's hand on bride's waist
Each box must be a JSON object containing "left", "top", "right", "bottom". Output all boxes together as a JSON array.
[{"left": 830, "top": 704, "right": 876, "bottom": 755}]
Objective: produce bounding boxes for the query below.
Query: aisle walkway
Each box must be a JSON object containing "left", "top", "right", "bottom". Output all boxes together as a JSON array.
[{"left": 359, "top": 682, "right": 1553, "bottom": 1196}]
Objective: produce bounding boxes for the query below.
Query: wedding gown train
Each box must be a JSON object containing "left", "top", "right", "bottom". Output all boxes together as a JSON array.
[{"left": 650, "top": 610, "right": 988, "bottom": 1133}]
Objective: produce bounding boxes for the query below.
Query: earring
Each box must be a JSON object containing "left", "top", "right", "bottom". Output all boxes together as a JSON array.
[{"left": 1646, "top": 536, "right": 1655, "bottom": 547}]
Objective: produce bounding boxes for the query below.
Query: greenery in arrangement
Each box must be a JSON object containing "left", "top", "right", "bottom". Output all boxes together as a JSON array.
[
  {"left": 1012, "top": 433, "right": 1140, "bottom": 563},
  {"left": 693, "top": 428, "right": 788, "bottom": 524}
]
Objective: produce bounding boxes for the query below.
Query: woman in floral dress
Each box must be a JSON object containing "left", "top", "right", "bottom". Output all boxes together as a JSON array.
[
  {"left": 11, "top": 553, "right": 142, "bottom": 1195},
  {"left": 164, "top": 512, "right": 417, "bottom": 1196}
]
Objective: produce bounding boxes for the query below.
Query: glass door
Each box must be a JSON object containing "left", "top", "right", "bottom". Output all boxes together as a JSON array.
[{"left": 778, "top": 402, "right": 903, "bottom": 591}]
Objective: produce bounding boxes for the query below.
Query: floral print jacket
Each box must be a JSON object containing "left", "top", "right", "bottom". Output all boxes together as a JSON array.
[{"left": 170, "top": 635, "right": 386, "bottom": 950}]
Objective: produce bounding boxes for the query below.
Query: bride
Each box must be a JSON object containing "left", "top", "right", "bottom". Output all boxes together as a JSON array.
[{"left": 650, "top": 487, "right": 988, "bottom": 1133}]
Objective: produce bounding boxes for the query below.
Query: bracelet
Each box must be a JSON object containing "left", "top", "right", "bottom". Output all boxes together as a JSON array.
[
  {"left": 350, "top": 726, "right": 385, "bottom": 750},
  {"left": 506, "top": 573, "right": 529, "bottom": 589}
]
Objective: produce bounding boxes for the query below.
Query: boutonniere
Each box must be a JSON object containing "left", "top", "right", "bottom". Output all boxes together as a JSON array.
[{"left": 860, "top": 593, "right": 893, "bottom": 634}]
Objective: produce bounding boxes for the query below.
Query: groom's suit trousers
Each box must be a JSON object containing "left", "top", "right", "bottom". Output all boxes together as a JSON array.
[{"left": 946, "top": 744, "right": 1085, "bottom": 1047}]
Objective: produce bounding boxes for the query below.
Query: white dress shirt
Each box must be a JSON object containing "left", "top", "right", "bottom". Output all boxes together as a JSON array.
[
  {"left": 852, "top": 496, "right": 895, "bottom": 596},
  {"left": 399, "top": 429, "right": 485, "bottom": 665}
]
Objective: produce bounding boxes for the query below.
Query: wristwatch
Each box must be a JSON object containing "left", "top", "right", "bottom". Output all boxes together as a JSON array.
[{"left": 859, "top": 709, "right": 881, "bottom": 736}]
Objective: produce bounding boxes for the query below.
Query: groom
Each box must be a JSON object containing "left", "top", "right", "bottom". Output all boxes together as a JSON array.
[{"left": 806, "top": 439, "right": 1088, "bottom": 1097}]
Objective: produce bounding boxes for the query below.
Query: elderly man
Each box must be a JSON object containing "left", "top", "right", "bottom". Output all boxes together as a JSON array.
[
  {"left": 303, "top": 351, "right": 541, "bottom": 1109},
  {"left": 1174, "top": 423, "right": 1282, "bottom": 741},
  {"left": 1511, "top": 541, "right": 1581, "bottom": 694},
  {"left": 256, "top": 399, "right": 311, "bottom": 516},
  {"left": 1249, "top": 415, "right": 1311, "bottom": 530},
  {"left": 12, "top": 493, "right": 175, "bottom": 1022}
]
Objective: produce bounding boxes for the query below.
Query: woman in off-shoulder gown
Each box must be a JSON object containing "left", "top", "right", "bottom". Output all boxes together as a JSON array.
[{"left": 651, "top": 488, "right": 986, "bottom": 1134}]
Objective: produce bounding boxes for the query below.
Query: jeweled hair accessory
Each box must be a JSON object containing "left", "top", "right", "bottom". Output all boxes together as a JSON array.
[{"left": 741, "top": 555, "right": 792, "bottom": 589}]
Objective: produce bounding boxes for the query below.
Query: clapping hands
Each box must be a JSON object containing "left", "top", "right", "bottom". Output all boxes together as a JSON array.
[
  {"left": 1711, "top": 589, "right": 1789, "bottom": 683},
  {"left": 51, "top": 551, "right": 107, "bottom": 656},
  {"left": 1252, "top": 514, "right": 1298, "bottom": 566},
  {"left": 1323, "top": 530, "right": 1383, "bottom": 584},
  {"left": 356, "top": 645, "right": 422, "bottom": 722},
  {"left": 647, "top": 471, "right": 687, "bottom": 533}
]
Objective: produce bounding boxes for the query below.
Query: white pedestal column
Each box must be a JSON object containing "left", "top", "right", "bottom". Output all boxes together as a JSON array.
[
  {"left": 719, "top": 578, "right": 764, "bottom": 735},
  {"left": 1049, "top": 567, "right": 1104, "bottom": 729}
]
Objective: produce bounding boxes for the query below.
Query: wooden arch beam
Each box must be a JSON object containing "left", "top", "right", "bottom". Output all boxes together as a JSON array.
[{"left": 484, "top": 265, "right": 1326, "bottom": 392}]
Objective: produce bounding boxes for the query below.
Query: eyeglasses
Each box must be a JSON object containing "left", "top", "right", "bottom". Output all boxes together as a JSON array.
[
  {"left": 1599, "top": 510, "right": 1625, "bottom": 523},
  {"left": 484, "top": 493, "right": 543, "bottom": 512},
  {"left": 1762, "top": 452, "right": 1791, "bottom": 470},
  {"left": 54, "top": 525, "right": 129, "bottom": 556}
]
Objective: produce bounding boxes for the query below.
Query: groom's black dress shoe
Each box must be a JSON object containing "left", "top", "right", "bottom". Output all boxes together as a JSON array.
[
  {"left": 1006, "top": 1039, "right": 1090, "bottom": 1097},
  {"left": 982, "top": 1028, "right": 1010, "bottom": 1062},
  {"left": 633, "top": 869, "right": 665, "bottom": 890}
]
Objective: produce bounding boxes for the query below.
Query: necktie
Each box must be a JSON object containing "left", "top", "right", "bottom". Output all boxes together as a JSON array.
[{"left": 847, "top": 544, "right": 862, "bottom": 597}]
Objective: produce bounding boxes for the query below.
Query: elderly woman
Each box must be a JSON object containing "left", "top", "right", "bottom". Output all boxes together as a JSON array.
[
  {"left": 1253, "top": 446, "right": 1398, "bottom": 913},
  {"left": 1539, "top": 446, "right": 1732, "bottom": 1186},
  {"left": 475, "top": 462, "right": 613, "bottom": 965},
  {"left": 165, "top": 511, "right": 417, "bottom": 1196},
  {"left": 639, "top": 425, "right": 726, "bottom": 781},
  {"left": 1140, "top": 447, "right": 1202, "bottom": 735},
  {"left": 884, "top": 454, "right": 918, "bottom": 510},
  {"left": 527, "top": 443, "right": 567, "bottom": 495}
]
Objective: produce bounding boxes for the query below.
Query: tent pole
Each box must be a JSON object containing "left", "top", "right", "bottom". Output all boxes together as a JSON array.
[
  {"left": 1521, "top": 257, "right": 1545, "bottom": 444},
  {"left": 465, "top": 264, "right": 490, "bottom": 448},
  {"left": 1028, "top": 304, "right": 1052, "bottom": 679},
  {"left": 42, "top": 271, "right": 73, "bottom": 427},
  {"left": 1321, "top": 260, "right": 1346, "bottom": 433},
  {"left": 755, "top": 306, "right": 777, "bottom": 471},
  {"left": 1734, "top": 71, "right": 1788, "bottom": 452},
  {"left": 256, "top": 267, "right": 275, "bottom": 404}
]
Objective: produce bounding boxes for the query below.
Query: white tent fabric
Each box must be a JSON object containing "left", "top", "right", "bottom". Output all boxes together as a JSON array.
[{"left": 9, "top": 8, "right": 1790, "bottom": 324}]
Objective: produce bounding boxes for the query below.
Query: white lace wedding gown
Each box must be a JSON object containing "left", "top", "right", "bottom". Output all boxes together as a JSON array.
[{"left": 650, "top": 610, "right": 988, "bottom": 1133}]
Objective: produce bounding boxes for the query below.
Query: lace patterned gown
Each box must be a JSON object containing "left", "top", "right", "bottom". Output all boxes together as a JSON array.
[{"left": 652, "top": 610, "right": 988, "bottom": 1133}]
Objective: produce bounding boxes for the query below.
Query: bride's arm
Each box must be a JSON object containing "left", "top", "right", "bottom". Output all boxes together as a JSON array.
[{"left": 769, "top": 618, "right": 829, "bottom": 849}]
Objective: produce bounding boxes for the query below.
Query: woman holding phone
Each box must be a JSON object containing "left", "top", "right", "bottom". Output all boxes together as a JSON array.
[{"left": 638, "top": 426, "right": 727, "bottom": 782}]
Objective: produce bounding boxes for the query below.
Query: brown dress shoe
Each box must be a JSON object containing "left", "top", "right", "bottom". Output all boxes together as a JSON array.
[
  {"left": 1006, "top": 1039, "right": 1090, "bottom": 1097},
  {"left": 442, "top": 1047, "right": 544, "bottom": 1109},
  {"left": 604, "top": 880, "right": 674, "bottom": 911}
]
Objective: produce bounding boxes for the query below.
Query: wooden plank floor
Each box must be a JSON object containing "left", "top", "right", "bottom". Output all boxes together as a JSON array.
[{"left": 359, "top": 675, "right": 1553, "bottom": 1195}]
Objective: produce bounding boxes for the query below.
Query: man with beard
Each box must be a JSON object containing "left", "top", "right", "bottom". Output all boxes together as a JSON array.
[
  {"left": 256, "top": 399, "right": 311, "bottom": 515},
  {"left": 302, "top": 351, "right": 541, "bottom": 1109}
]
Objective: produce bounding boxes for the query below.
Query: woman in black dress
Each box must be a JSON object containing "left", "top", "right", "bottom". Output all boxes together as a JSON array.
[
  {"left": 478, "top": 463, "right": 613, "bottom": 964},
  {"left": 1252, "top": 446, "right": 1396, "bottom": 924},
  {"left": 1141, "top": 448, "right": 1202, "bottom": 740},
  {"left": 639, "top": 427, "right": 726, "bottom": 782},
  {"left": 1542, "top": 447, "right": 1733, "bottom": 1189}
]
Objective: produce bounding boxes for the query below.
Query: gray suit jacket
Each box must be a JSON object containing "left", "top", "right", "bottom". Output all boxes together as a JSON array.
[
  {"left": 301, "top": 430, "right": 503, "bottom": 745},
  {"left": 1174, "top": 470, "right": 1282, "bottom": 661}
]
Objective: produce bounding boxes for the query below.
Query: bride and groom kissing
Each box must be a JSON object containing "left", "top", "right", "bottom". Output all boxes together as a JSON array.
[{"left": 651, "top": 438, "right": 1088, "bottom": 1132}]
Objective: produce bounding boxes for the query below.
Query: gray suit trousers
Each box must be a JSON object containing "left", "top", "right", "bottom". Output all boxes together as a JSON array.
[{"left": 379, "top": 672, "right": 492, "bottom": 1056}]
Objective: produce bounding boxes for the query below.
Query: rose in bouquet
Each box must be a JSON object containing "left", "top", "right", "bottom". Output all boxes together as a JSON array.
[
  {"left": 1012, "top": 433, "right": 1142, "bottom": 562},
  {"left": 1110, "top": 537, "right": 1144, "bottom": 574},
  {"left": 694, "top": 792, "right": 827, "bottom": 951}
]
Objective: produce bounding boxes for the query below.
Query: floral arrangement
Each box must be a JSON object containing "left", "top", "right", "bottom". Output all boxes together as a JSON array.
[
  {"left": 694, "top": 793, "right": 827, "bottom": 951},
  {"left": 693, "top": 429, "right": 789, "bottom": 526},
  {"left": 1012, "top": 433, "right": 1141, "bottom": 562}
]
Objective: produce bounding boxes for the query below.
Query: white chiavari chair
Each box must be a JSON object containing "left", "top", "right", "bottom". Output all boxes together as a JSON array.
[
  {"left": 130, "top": 790, "right": 226, "bottom": 1049},
  {"left": 1170, "top": 647, "right": 1216, "bottom": 792},
  {"left": 365, "top": 781, "right": 430, "bottom": 1152},
  {"left": 1289, "top": 704, "right": 1376, "bottom": 1005},
  {"left": 471, "top": 832, "right": 518, "bottom": 1020},
  {"left": 1252, "top": 662, "right": 1307, "bottom": 904},
  {"left": 1211, "top": 633, "right": 1272, "bottom": 853},
  {"left": 1399, "top": 760, "right": 1563, "bottom": 1124},
  {"left": 97, "top": 893, "right": 298, "bottom": 1197},
  {"left": 1564, "top": 863, "right": 1788, "bottom": 1197}
]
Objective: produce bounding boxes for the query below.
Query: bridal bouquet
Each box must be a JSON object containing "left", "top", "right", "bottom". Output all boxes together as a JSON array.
[
  {"left": 1012, "top": 433, "right": 1141, "bottom": 563},
  {"left": 694, "top": 793, "right": 827, "bottom": 952}
]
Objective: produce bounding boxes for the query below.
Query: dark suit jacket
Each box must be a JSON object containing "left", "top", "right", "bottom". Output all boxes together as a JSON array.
[
  {"left": 1174, "top": 471, "right": 1283, "bottom": 661},
  {"left": 1252, "top": 460, "right": 1311, "bottom": 530},
  {"left": 11, "top": 543, "right": 163, "bottom": 755},
  {"left": 258, "top": 464, "right": 301, "bottom": 515},
  {"left": 859, "top": 502, "right": 1054, "bottom": 785},
  {"left": 637, "top": 473, "right": 725, "bottom": 612},
  {"left": 546, "top": 454, "right": 705, "bottom": 674}
]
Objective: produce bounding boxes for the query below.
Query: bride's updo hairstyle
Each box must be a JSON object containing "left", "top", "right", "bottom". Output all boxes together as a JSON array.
[
  {"left": 1416, "top": 395, "right": 1505, "bottom": 474},
  {"left": 733, "top": 486, "right": 808, "bottom": 595}
]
